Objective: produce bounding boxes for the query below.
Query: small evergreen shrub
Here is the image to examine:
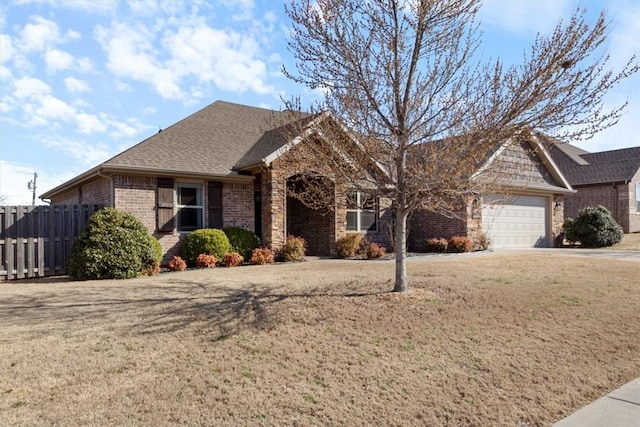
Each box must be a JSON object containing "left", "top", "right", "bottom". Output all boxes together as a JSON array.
[
  {"left": 168, "top": 256, "right": 187, "bottom": 272},
  {"left": 196, "top": 253, "right": 217, "bottom": 268},
  {"left": 336, "top": 233, "right": 366, "bottom": 258},
  {"left": 181, "top": 228, "right": 231, "bottom": 266},
  {"left": 142, "top": 236, "right": 163, "bottom": 276},
  {"left": 250, "top": 248, "right": 275, "bottom": 265},
  {"left": 425, "top": 238, "right": 448, "bottom": 253},
  {"left": 563, "top": 205, "right": 623, "bottom": 247},
  {"left": 223, "top": 252, "right": 244, "bottom": 267},
  {"left": 278, "top": 235, "right": 307, "bottom": 262},
  {"left": 365, "top": 243, "right": 386, "bottom": 259},
  {"left": 223, "top": 227, "right": 260, "bottom": 260},
  {"left": 66, "top": 208, "right": 160, "bottom": 280},
  {"left": 447, "top": 236, "right": 473, "bottom": 253}
]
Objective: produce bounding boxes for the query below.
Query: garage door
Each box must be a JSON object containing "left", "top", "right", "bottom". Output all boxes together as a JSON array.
[{"left": 482, "top": 194, "right": 549, "bottom": 248}]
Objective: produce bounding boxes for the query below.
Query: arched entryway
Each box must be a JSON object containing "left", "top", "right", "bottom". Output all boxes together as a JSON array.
[{"left": 286, "top": 174, "right": 336, "bottom": 256}]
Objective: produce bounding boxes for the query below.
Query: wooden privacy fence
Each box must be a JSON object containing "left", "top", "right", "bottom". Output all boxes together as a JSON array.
[{"left": 0, "top": 204, "right": 102, "bottom": 281}]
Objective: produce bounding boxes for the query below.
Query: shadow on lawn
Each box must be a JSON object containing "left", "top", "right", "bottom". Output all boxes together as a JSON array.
[
  {"left": 132, "top": 282, "right": 385, "bottom": 339},
  {"left": 0, "top": 281, "right": 385, "bottom": 342}
]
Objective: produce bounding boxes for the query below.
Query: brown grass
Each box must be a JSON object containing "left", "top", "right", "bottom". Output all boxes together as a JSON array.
[{"left": 1, "top": 252, "right": 639, "bottom": 426}]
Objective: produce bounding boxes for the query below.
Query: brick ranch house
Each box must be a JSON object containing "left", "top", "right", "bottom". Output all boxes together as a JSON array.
[
  {"left": 548, "top": 141, "right": 640, "bottom": 233},
  {"left": 41, "top": 100, "right": 575, "bottom": 259}
]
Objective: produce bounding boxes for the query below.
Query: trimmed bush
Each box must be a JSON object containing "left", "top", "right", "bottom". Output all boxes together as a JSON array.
[
  {"left": 66, "top": 208, "right": 160, "bottom": 280},
  {"left": 168, "top": 256, "right": 187, "bottom": 272},
  {"left": 223, "top": 227, "right": 260, "bottom": 260},
  {"left": 223, "top": 252, "right": 244, "bottom": 267},
  {"left": 196, "top": 253, "right": 217, "bottom": 268},
  {"left": 447, "top": 236, "right": 473, "bottom": 253},
  {"left": 563, "top": 205, "right": 623, "bottom": 247},
  {"left": 336, "top": 233, "right": 366, "bottom": 258},
  {"left": 181, "top": 228, "right": 231, "bottom": 266},
  {"left": 425, "top": 238, "right": 448, "bottom": 253},
  {"left": 142, "top": 236, "right": 163, "bottom": 276},
  {"left": 365, "top": 242, "right": 386, "bottom": 259},
  {"left": 278, "top": 235, "right": 307, "bottom": 262},
  {"left": 250, "top": 248, "right": 275, "bottom": 265}
]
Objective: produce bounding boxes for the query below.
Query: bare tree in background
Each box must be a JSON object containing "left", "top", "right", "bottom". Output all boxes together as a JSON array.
[{"left": 282, "top": 0, "right": 638, "bottom": 292}]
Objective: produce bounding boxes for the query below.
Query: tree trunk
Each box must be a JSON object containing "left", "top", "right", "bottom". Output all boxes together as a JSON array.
[{"left": 393, "top": 207, "right": 409, "bottom": 292}]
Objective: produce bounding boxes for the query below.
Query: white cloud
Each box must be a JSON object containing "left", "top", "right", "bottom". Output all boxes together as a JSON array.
[
  {"left": 94, "top": 15, "right": 277, "bottom": 101},
  {"left": 64, "top": 76, "right": 90, "bottom": 93},
  {"left": 44, "top": 49, "right": 74, "bottom": 72},
  {"left": 20, "top": 16, "right": 62, "bottom": 52},
  {"left": 36, "top": 94, "right": 76, "bottom": 121},
  {"left": 0, "top": 34, "right": 15, "bottom": 63},
  {"left": 13, "top": 76, "right": 51, "bottom": 98},
  {"left": 164, "top": 22, "right": 275, "bottom": 95},
  {"left": 76, "top": 112, "right": 108, "bottom": 134},
  {"left": 0, "top": 64, "right": 13, "bottom": 81},
  {"left": 76, "top": 57, "right": 94, "bottom": 72},
  {"left": 478, "top": 0, "right": 572, "bottom": 35},
  {"left": 40, "top": 135, "right": 112, "bottom": 166}
]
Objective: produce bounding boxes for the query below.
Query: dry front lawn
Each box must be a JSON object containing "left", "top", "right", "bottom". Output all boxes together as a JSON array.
[{"left": 1, "top": 251, "right": 639, "bottom": 426}]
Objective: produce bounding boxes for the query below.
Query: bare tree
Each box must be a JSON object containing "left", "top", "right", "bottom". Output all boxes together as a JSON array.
[{"left": 282, "top": 0, "right": 638, "bottom": 292}]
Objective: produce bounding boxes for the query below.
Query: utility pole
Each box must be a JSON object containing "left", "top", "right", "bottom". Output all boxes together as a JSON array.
[{"left": 27, "top": 172, "right": 37, "bottom": 206}]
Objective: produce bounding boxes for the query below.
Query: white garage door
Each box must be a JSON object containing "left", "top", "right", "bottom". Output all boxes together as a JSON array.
[{"left": 482, "top": 194, "right": 549, "bottom": 249}]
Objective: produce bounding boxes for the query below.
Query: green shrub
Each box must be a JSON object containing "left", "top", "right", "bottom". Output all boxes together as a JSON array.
[
  {"left": 223, "top": 252, "right": 244, "bottom": 267},
  {"left": 196, "top": 253, "right": 217, "bottom": 268},
  {"left": 365, "top": 242, "right": 386, "bottom": 259},
  {"left": 447, "top": 236, "right": 473, "bottom": 253},
  {"left": 249, "top": 248, "right": 275, "bottom": 265},
  {"left": 563, "top": 205, "right": 623, "bottom": 247},
  {"left": 336, "top": 233, "right": 366, "bottom": 258},
  {"left": 66, "top": 208, "right": 160, "bottom": 280},
  {"left": 223, "top": 227, "right": 260, "bottom": 260},
  {"left": 181, "top": 228, "right": 231, "bottom": 266},
  {"left": 425, "top": 238, "right": 448, "bottom": 253},
  {"left": 168, "top": 256, "right": 187, "bottom": 271},
  {"left": 278, "top": 235, "right": 307, "bottom": 262}
]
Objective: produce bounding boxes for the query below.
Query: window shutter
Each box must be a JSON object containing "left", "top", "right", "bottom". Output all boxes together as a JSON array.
[
  {"left": 208, "top": 181, "right": 223, "bottom": 228},
  {"left": 157, "top": 178, "right": 175, "bottom": 231}
]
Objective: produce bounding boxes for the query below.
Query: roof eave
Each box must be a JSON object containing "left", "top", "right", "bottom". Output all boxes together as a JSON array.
[{"left": 40, "top": 164, "right": 254, "bottom": 200}]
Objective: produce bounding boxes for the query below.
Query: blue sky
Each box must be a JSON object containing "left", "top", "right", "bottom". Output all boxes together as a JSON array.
[{"left": 1, "top": 0, "right": 639, "bottom": 205}]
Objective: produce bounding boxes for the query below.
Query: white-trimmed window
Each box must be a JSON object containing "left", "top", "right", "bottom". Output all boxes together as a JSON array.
[
  {"left": 177, "top": 183, "right": 203, "bottom": 231},
  {"left": 636, "top": 182, "right": 640, "bottom": 212},
  {"left": 346, "top": 190, "right": 378, "bottom": 232}
]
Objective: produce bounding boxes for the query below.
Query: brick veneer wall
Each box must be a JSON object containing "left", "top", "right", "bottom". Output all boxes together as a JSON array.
[
  {"left": 408, "top": 208, "right": 469, "bottom": 252},
  {"left": 49, "top": 178, "right": 111, "bottom": 206},
  {"left": 221, "top": 182, "right": 254, "bottom": 231}
]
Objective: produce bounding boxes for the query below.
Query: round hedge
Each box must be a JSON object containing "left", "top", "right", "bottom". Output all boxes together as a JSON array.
[
  {"left": 66, "top": 208, "right": 161, "bottom": 280},
  {"left": 181, "top": 228, "right": 231, "bottom": 266},
  {"left": 563, "top": 205, "right": 623, "bottom": 248},
  {"left": 223, "top": 227, "right": 260, "bottom": 260}
]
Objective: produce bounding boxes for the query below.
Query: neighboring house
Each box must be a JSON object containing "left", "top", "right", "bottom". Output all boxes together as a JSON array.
[
  {"left": 548, "top": 140, "right": 640, "bottom": 233},
  {"left": 41, "top": 100, "right": 574, "bottom": 259}
]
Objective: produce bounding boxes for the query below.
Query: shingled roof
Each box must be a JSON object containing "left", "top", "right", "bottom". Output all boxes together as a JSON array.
[
  {"left": 104, "top": 100, "right": 305, "bottom": 175},
  {"left": 548, "top": 138, "right": 640, "bottom": 186}
]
